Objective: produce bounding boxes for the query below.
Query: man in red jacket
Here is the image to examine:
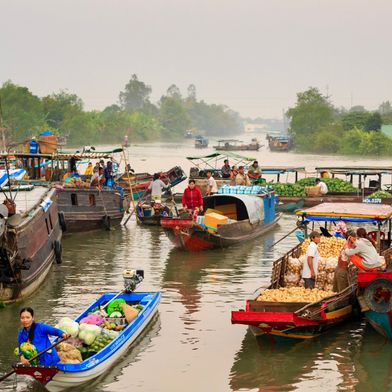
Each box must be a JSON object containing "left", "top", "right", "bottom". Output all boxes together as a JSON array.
[{"left": 182, "top": 179, "right": 203, "bottom": 215}]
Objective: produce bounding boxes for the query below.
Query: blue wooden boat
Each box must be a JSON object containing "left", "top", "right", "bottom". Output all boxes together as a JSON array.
[
  {"left": 14, "top": 290, "right": 160, "bottom": 391},
  {"left": 276, "top": 198, "right": 305, "bottom": 213}
]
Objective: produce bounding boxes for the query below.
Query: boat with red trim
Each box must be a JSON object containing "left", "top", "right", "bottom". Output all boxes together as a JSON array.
[{"left": 161, "top": 190, "right": 280, "bottom": 251}]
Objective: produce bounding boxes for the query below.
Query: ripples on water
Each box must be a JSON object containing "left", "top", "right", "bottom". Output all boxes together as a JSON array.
[{"left": 2, "top": 141, "right": 392, "bottom": 391}]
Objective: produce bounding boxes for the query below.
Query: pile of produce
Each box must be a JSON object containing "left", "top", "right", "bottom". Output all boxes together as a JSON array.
[
  {"left": 269, "top": 178, "right": 358, "bottom": 197},
  {"left": 367, "top": 191, "right": 392, "bottom": 199},
  {"left": 14, "top": 342, "right": 39, "bottom": 365},
  {"left": 52, "top": 302, "right": 143, "bottom": 363},
  {"left": 300, "top": 237, "right": 346, "bottom": 258},
  {"left": 257, "top": 287, "right": 335, "bottom": 303},
  {"left": 297, "top": 178, "right": 358, "bottom": 193}
]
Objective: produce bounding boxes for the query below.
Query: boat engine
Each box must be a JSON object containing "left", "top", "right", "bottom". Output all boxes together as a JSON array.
[{"left": 123, "top": 269, "right": 144, "bottom": 293}]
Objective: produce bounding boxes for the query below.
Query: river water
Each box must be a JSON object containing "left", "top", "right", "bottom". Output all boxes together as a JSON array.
[{"left": 1, "top": 138, "right": 392, "bottom": 392}]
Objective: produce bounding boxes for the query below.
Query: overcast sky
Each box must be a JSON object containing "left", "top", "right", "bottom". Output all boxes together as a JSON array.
[{"left": 1, "top": 0, "right": 391, "bottom": 118}]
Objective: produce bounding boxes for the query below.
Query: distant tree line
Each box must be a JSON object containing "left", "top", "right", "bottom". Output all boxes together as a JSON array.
[
  {"left": 0, "top": 76, "right": 242, "bottom": 146},
  {"left": 287, "top": 87, "right": 392, "bottom": 156}
]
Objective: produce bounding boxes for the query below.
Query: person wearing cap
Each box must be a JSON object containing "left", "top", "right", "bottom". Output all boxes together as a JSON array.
[
  {"left": 302, "top": 231, "right": 321, "bottom": 289},
  {"left": 247, "top": 161, "right": 263, "bottom": 180},
  {"left": 344, "top": 228, "right": 382, "bottom": 270}
]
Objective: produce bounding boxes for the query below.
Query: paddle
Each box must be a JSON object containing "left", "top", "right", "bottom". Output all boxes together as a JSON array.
[
  {"left": 169, "top": 187, "right": 179, "bottom": 217},
  {"left": 268, "top": 226, "right": 300, "bottom": 250},
  {"left": 0, "top": 335, "right": 69, "bottom": 383}
]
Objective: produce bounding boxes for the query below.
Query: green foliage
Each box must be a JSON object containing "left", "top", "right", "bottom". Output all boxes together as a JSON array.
[
  {"left": 287, "top": 87, "right": 334, "bottom": 139},
  {"left": 159, "top": 96, "right": 190, "bottom": 135},
  {"left": 119, "top": 74, "right": 152, "bottom": 112},
  {"left": 0, "top": 81, "right": 46, "bottom": 140}
]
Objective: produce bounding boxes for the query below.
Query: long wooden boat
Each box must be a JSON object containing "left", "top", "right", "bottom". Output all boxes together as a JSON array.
[
  {"left": 276, "top": 198, "right": 305, "bottom": 212},
  {"left": 213, "top": 139, "right": 260, "bottom": 151},
  {"left": 0, "top": 187, "right": 62, "bottom": 303},
  {"left": 14, "top": 290, "right": 161, "bottom": 391},
  {"left": 161, "top": 192, "right": 280, "bottom": 251},
  {"left": 56, "top": 187, "right": 124, "bottom": 232},
  {"left": 117, "top": 166, "right": 187, "bottom": 200}
]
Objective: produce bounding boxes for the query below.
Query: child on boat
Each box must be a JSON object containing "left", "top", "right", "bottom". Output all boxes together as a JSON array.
[
  {"left": 302, "top": 231, "right": 321, "bottom": 289},
  {"left": 18, "top": 307, "right": 69, "bottom": 366}
]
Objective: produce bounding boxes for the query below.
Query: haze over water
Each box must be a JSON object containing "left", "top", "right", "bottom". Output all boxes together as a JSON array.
[{"left": 1, "top": 140, "right": 392, "bottom": 391}]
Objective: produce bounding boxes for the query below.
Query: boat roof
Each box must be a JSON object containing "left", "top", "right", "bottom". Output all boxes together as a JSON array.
[
  {"left": 204, "top": 194, "right": 264, "bottom": 224},
  {"left": 315, "top": 166, "right": 392, "bottom": 175},
  {"left": 258, "top": 166, "right": 305, "bottom": 174},
  {"left": 187, "top": 151, "right": 255, "bottom": 169},
  {"left": 0, "top": 151, "right": 119, "bottom": 160},
  {"left": 297, "top": 202, "right": 392, "bottom": 222}
]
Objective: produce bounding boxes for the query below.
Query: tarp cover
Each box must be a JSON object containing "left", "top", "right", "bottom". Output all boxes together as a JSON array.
[
  {"left": 297, "top": 202, "right": 392, "bottom": 221},
  {"left": 204, "top": 194, "right": 264, "bottom": 224}
]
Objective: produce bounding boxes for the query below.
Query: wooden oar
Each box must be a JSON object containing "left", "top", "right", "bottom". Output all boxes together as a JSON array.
[
  {"left": 0, "top": 335, "right": 69, "bottom": 383},
  {"left": 268, "top": 226, "right": 300, "bottom": 250}
]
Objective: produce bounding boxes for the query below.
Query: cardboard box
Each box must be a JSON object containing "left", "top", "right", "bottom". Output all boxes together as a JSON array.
[{"left": 204, "top": 212, "right": 228, "bottom": 233}]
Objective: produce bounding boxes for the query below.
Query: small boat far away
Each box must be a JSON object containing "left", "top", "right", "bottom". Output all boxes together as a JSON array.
[{"left": 213, "top": 139, "right": 261, "bottom": 151}]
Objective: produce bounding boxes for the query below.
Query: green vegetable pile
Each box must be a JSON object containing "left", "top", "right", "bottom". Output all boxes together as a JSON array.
[
  {"left": 269, "top": 177, "right": 358, "bottom": 197},
  {"left": 367, "top": 191, "right": 392, "bottom": 199},
  {"left": 88, "top": 334, "right": 114, "bottom": 353}
]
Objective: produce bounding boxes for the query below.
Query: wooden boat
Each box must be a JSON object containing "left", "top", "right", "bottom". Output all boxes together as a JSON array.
[
  {"left": 231, "top": 242, "right": 356, "bottom": 342},
  {"left": 161, "top": 191, "right": 280, "bottom": 251},
  {"left": 117, "top": 166, "right": 187, "bottom": 201},
  {"left": 136, "top": 202, "right": 174, "bottom": 226},
  {"left": 0, "top": 186, "right": 62, "bottom": 303},
  {"left": 13, "top": 290, "right": 161, "bottom": 391},
  {"left": 57, "top": 187, "right": 124, "bottom": 232},
  {"left": 266, "top": 134, "right": 293, "bottom": 152},
  {"left": 213, "top": 139, "right": 261, "bottom": 151}
]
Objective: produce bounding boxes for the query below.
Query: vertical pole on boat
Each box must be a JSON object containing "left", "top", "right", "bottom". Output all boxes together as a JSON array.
[
  {"left": 122, "top": 146, "right": 136, "bottom": 224},
  {"left": 377, "top": 221, "right": 382, "bottom": 254}
]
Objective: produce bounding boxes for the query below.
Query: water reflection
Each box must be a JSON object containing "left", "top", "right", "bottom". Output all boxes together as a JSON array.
[{"left": 230, "top": 321, "right": 365, "bottom": 392}]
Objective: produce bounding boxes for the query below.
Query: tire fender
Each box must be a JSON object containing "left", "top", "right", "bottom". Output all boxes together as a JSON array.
[
  {"left": 54, "top": 240, "right": 62, "bottom": 264},
  {"left": 58, "top": 211, "right": 67, "bottom": 232}
]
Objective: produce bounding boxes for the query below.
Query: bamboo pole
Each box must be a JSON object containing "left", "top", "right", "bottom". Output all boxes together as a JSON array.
[{"left": 121, "top": 146, "right": 137, "bottom": 225}]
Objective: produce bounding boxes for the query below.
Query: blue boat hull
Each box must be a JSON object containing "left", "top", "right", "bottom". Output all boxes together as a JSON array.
[
  {"left": 365, "top": 310, "right": 392, "bottom": 340},
  {"left": 15, "top": 291, "right": 160, "bottom": 391}
]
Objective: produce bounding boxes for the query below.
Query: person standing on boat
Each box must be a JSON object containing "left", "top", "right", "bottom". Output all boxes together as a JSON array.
[
  {"left": 149, "top": 173, "right": 169, "bottom": 202},
  {"left": 104, "top": 161, "right": 114, "bottom": 187},
  {"left": 206, "top": 171, "right": 218, "bottom": 196},
  {"left": 18, "top": 307, "right": 69, "bottom": 366},
  {"left": 221, "top": 159, "right": 231, "bottom": 178},
  {"left": 182, "top": 179, "right": 203, "bottom": 215},
  {"left": 235, "top": 166, "right": 251, "bottom": 186},
  {"left": 302, "top": 231, "right": 320, "bottom": 289},
  {"left": 315, "top": 178, "right": 328, "bottom": 195},
  {"left": 247, "top": 161, "right": 263, "bottom": 181}
]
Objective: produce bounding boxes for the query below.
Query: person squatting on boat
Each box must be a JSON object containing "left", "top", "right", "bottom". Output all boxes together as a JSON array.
[
  {"left": 315, "top": 178, "right": 328, "bottom": 195},
  {"left": 247, "top": 161, "right": 263, "bottom": 181},
  {"left": 182, "top": 179, "right": 203, "bottom": 217},
  {"left": 235, "top": 166, "right": 251, "bottom": 186},
  {"left": 343, "top": 228, "right": 382, "bottom": 271},
  {"left": 18, "top": 307, "right": 69, "bottom": 366},
  {"left": 206, "top": 171, "right": 218, "bottom": 196},
  {"left": 302, "top": 231, "right": 320, "bottom": 289},
  {"left": 91, "top": 167, "right": 105, "bottom": 187}
]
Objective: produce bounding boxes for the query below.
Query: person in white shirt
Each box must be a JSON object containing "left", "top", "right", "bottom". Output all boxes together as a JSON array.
[
  {"left": 148, "top": 173, "right": 168, "bottom": 202},
  {"left": 302, "top": 231, "right": 321, "bottom": 289},
  {"left": 206, "top": 171, "right": 218, "bottom": 196},
  {"left": 316, "top": 178, "right": 328, "bottom": 195}
]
